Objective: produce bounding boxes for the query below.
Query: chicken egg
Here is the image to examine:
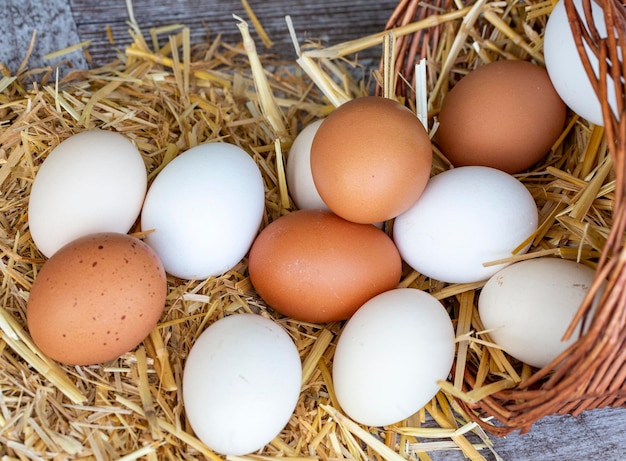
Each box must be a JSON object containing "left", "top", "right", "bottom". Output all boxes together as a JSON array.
[
  {"left": 333, "top": 288, "right": 455, "bottom": 427},
  {"left": 248, "top": 209, "right": 402, "bottom": 322},
  {"left": 285, "top": 119, "right": 329, "bottom": 211},
  {"left": 141, "top": 142, "right": 264, "bottom": 280},
  {"left": 183, "top": 314, "right": 301, "bottom": 455},
  {"left": 393, "top": 166, "right": 538, "bottom": 284},
  {"left": 544, "top": 0, "right": 618, "bottom": 126},
  {"left": 436, "top": 60, "right": 566, "bottom": 174},
  {"left": 26, "top": 233, "right": 167, "bottom": 366},
  {"left": 478, "top": 257, "right": 604, "bottom": 369},
  {"left": 28, "top": 130, "right": 147, "bottom": 258},
  {"left": 310, "top": 96, "right": 432, "bottom": 224}
]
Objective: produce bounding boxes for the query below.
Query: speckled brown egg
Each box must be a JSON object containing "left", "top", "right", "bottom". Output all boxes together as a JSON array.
[
  {"left": 248, "top": 209, "right": 402, "bottom": 323},
  {"left": 27, "top": 232, "right": 167, "bottom": 365},
  {"left": 436, "top": 60, "right": 566, "bottom": 174},
  {"left": 310, "top": 96, "right": 432, "bottom": 224}
]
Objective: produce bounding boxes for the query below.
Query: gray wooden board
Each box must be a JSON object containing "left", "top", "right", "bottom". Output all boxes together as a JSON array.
[
  {"left": 1, "top": 0, "right": 394, "bottom": 73},
  {"left": 1, "top": 0, "right": 88, "bottom": 74},
  {"left": 1, "top": 0, "right": 625, "bottom": 459}
]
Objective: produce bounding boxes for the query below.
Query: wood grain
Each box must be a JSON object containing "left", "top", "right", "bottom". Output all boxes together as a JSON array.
[
  {"left": 0, "top": 0, "right": 397, "bottom": 73},
  {"left": 1, "top": 1, "right": 625, "bottom": 459},
  {"left": 1, "top": 0, "right": 87, "bottom": 74},
  {"left": 68, "top": 0, "right": 395, "bottom": 66},
  {"left": 430, "top": 407, "right": 626, "bottom": 461}
]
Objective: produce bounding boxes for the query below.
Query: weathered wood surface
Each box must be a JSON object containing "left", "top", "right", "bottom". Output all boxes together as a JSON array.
[
  {"left": 1, "top": 1, "right": 625, "bottom": 460},
  {"left": 1, "top": 0, "right": 394, "bottom": 74},
  {"left": 1, "top": 0, "right": 87, "bottom": 74}
]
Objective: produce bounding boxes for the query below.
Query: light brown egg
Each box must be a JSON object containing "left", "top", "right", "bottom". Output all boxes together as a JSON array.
[
  {"left": 310, "top": 96, "right": 432, "bottom": 224},
  {"left": 435, "top": 60, "right": 566, "bottom": 174},
  {"left": 27, "top": 232, "right": 167, "bottom": 366},
  {"left": 248, "top": 209, "right": 402, "bottom": 323}
]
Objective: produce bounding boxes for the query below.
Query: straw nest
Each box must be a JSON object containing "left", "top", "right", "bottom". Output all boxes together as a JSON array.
[{"left": 0, "top": 0, "right": 623, "bottom": 459}]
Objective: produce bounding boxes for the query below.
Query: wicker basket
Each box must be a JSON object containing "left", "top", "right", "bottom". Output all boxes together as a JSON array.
[{"left": 383, "top": 0, "right": 626, "bottom": 435}]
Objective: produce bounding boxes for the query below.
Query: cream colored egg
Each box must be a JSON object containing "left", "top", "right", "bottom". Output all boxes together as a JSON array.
[
  {"left": 332, "top": 288, "right": 455, "bottom": 426},
  {"left": 28, "top": 130, "right": 147, "bottom": 258},
  {"left": 478, "top": 258, "right": 604, "bottom": 369},
  {"left": 285, "top": 119, "right": 329, "bottom": 211}
]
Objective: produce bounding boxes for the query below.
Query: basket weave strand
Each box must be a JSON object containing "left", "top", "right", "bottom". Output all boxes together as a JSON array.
[
  {"left": 385, "top": 0, "right": 626, "bottom": 435},
  {"left": 378, "top": 0, "right": 453, "bottom": 99}
]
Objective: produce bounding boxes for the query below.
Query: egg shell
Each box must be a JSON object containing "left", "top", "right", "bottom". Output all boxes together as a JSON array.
[
  {"left": 182, "top": 314, "right": 302, "bottom": 455},
  {"left": 436, "top": 60, "right": 566, "bottom": 174},
  {"left": 333, "top": 288, "right": 455, "bottom": 427},
  {"left": 478, "top": 257, "right": 604, "bottom": 369},
  {"left": 285, "top": 119, "right": 329, "bottom": 211},
  {"left": 141, "top": 142, "right": 265, "bottom": 280},
  {"left": 393, "top": 166, "right": 538, "bottom": 284},
  {"left": 248, "top": 209, "right": 402, "bottom": 323},
  {"left": 310, "top": 96, "right": 432, "bottom": 224},
  {"left": 28, "top": 129, "right": 148, "bottom": 258},
  {"left": 544, "top": 0, "right": 617, "bottom": 126},
  {"left": 26, "top": 233, "right": 167, "bottom": 366}
]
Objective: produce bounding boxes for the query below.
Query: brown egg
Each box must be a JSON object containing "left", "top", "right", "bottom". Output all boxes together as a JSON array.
[
  {"left": 310, "top": 96, "right": 432, "bottom": 224},
  {"left": 436, "top": 60, "right": 566, "bottom": 174},
  {"left": 248, "top": 209, "right": 402, "bottom": 323},
  {"left": 27, "top": 232, "right": 167, "bottom": 365}
]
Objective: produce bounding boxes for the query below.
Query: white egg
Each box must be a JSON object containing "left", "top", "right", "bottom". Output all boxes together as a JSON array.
[
  {"left": 28, "top": 129, "right": 147, "bottom": 258},
  {"left": 544, "top": 0, "right": 618, "bottom": 126},
  {"left": 141, "top": 142, "right": 264, "bottom": 279},
  {"left": 183, "top": 314, "right": 302, "bottom": 455},
  {"left": 393, "top": 166, "right": 538, "bottom": 284},
  {"left": 478, "top": 257, "right": 604, "bottom": 369},
  {"left": 285, "top": 120, "right": 329, "bottom": 211},
  {"left": 332, "top": 288, "right": 455, "bottom": 427}
]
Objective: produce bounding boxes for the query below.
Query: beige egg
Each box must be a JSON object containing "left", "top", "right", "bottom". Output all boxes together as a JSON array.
[{"left": 478, "top": 257, "right": 603, "bottom": 369}]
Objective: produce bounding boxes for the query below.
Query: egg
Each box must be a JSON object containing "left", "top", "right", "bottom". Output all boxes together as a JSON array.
[
  {"left": 285, "top": 119, "right": 329, "bottom": 211},
  {"left": 248, "top": 209, "right": 402, "bottom": 322},
  {"left": 393, "top": 166, "right": 538, "bottom": 284},
  {"left": 478, "top": 257, "right": 604, "bottom": 369},
  {"left": 183, "top": 314, "right": 302, "bottom": 456},
  {"left": 332, "top": 288, "right": 455, "bottom": 427},
  {"left": 141, "top": 142, "right": 265, "bottom": 280},
  {"left": 436, "top": 60, "right": 566, "bottom": 173},
  {"left": 310, "top": 96, "right": 432, "bottom": 224},
  {"left": 544, "top": 0, "right": 618, "bottom": 126},
  {"left": 28, "top": 129, "right": 148, "bottom": 258},
  {"left": 26, "top": 233, "right": 167, "bottom": 366}
]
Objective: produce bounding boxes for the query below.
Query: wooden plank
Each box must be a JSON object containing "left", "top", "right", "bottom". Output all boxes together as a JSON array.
[
  {"left": 2, "top": 0, "right": 397, "bottom": 74},
  {"left": 428, "top": 406, "right": 626, "bottom": 461},
  {"left": 1, "top": 0, "right": 87, "bottom": 74},
  {"left": 69, "top": 0, "right": 398, "bottom": 68}
]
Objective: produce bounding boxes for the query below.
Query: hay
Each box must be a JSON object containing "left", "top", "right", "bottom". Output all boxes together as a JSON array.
[{"left": 0, "top": 0, "right": 619, "bottom": 459}]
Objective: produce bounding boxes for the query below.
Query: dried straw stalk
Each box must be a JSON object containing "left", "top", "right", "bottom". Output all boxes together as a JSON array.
[{"left": 0, "top": 0, "right": 623, "bottom": 459}]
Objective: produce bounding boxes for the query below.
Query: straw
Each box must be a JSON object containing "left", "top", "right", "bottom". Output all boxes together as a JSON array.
[{"left": 1, "top": 0, "right": 624, "bottom": 457}]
